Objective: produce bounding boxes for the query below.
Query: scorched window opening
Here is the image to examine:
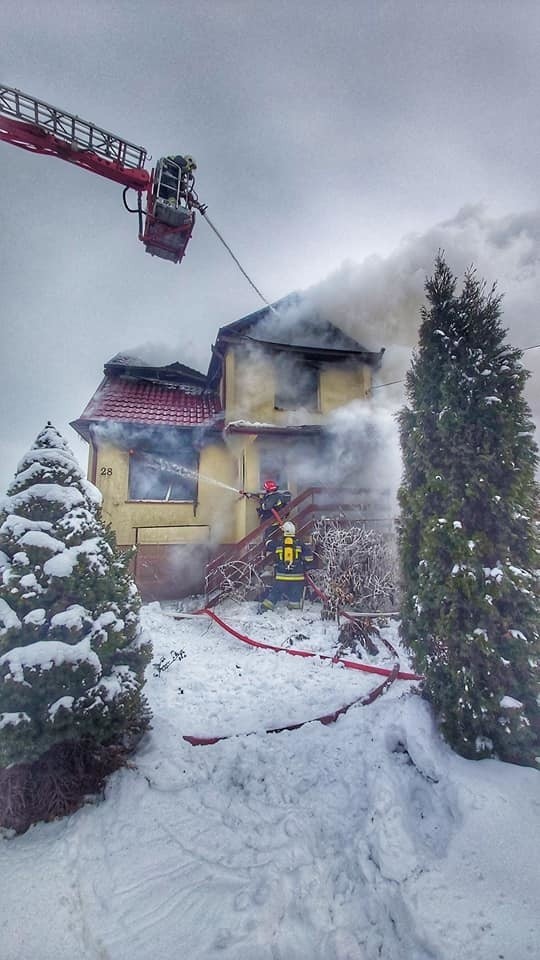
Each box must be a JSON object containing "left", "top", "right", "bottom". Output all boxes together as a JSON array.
[{"left": 128, "top": 449, "right": 198, "bottom": 502}]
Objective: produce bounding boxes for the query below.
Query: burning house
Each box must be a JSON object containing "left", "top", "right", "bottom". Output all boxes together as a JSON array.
[{"left": 71, "top": 294, "right": 385, "bottom": 600}]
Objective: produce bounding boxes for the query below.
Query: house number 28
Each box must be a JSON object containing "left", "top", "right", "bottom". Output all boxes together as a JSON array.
[{"left": 100, "top": 467, "right": 113, "bottom": 476}]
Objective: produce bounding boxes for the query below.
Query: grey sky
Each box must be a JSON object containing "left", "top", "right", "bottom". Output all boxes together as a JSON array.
[{"left": 2, "top": 0, "right": 540, "bottom": 490}]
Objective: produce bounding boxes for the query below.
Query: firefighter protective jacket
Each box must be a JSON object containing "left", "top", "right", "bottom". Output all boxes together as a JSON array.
[
  {"left": 256, "top": 489, "right": 292, "bottom": 521},
  {"left": 267, "top": 535, "right": 313, "bottom": 583}
]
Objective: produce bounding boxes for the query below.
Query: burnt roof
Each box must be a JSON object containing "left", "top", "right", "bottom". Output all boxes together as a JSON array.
[
  {"left": 104, "top": 353, "right": 207, "bottom": 387},
  {"left": 207, "top": 292, "right": 383, "bottom": 384}
]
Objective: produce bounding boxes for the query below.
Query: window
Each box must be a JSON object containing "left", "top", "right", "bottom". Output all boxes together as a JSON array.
[
  {"left": 129, "top": 448, "right": 198, "bottom": 502},
  {"left": 274, "top": 360, "right": 319, "bottom": 411}
]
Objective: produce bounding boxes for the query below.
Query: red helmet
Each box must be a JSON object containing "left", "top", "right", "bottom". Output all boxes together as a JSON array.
[{"left": 263, "top": 479, "right": 278, "bottom": 493}]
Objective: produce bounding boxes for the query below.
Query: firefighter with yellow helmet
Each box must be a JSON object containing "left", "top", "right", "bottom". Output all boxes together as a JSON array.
[
  {"left": 258, "top": 521, "right": 313, "bottom": 613},
  {"left": 157, "top": 154, "right": 197, "bottom": 204}
]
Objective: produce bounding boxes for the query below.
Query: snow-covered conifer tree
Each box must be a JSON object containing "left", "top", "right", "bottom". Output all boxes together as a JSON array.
[
  {"left": 0, "top": 424, "right": 151, "bottom": 775},
  {"left": 398, "top": 257, "right": 540, "bottom": 765}
]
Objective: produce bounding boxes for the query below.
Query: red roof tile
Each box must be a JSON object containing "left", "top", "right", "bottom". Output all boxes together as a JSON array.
[{"left": 75, "top": 377, "right": 222, "bottom": 428}]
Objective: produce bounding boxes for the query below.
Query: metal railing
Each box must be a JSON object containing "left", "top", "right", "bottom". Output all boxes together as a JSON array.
[
  {"left": 0, "top": 84, "right": 147, "bottom": 169},
  {"left": 204, "top": 486, "right": 396, "bottom": 602}
]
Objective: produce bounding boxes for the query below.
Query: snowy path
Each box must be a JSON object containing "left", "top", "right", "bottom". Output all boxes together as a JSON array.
[{"left": 2, "top": 602, "right": 539, "bottom": 960}]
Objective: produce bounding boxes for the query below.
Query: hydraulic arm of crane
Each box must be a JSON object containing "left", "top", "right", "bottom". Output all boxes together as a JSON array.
[
  {"left": 0, "top": 84, "right": 150, "bottom": 192},
  {"left": 0, "top": 84, "right": 269, "bottom": 278}
]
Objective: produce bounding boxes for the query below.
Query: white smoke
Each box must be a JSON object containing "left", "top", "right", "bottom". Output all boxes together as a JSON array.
[
  {"left": 119, "top": 206, "right": 540, "bottom": 403},
  {"left": 90, "top": 205, "right": 540, "bottom": 534},
  {"left": 309, "top": 204, "right": 540, "bottom": 399},
  {"left": 327, "top": 399, "right": 402, "bottom": 511},
  {"left": 281, "top": 204, "right": 540, "bottom": 506},
  {"left": 117, "top": 340, "right": 207, "bottom": 374}
]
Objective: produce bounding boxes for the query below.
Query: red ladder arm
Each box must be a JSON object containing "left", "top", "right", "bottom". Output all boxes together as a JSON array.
[{"left": 0, "top": 85, "right": 151, "bottom": 192}]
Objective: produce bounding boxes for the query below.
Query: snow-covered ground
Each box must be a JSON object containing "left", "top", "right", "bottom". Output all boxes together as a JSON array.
[{"left": 2, "top": 601, "right": 539, "bottom": 960}]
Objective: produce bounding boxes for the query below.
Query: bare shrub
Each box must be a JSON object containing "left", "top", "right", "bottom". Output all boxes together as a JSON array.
[
  {"left": 208, "top": 559, "right": 265, "bottom": 602},
  {"left": 336, "top": 619, "right": 381, "bottom": 658},
  {"left": 312, "top": 519, "right": 398, "bottom": 619}
]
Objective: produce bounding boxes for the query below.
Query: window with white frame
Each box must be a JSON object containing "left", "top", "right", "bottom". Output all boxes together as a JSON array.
[{"left": 128, "top": 446, "right": 198, "bottom": 501}]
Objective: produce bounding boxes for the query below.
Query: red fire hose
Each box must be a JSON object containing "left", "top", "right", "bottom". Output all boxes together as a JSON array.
[
  {"left": 182, "top": 663, "right": 399, "bottom": 746},
  {"left": 168, "top": 597, "right": 422, "bottom": 745},
  {"left": 199, "top": 606, "right": 421, "bottom": 681}
]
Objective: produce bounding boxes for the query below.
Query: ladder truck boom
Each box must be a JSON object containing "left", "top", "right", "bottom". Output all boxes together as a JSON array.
[{"left": 0, "top": 84, "right": 200, "bottom": 264}]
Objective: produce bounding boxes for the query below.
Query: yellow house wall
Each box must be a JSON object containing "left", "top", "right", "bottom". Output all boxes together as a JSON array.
[
  {"left": 93, "top": 438, "right": 239, "bottom": 548},
  {"left": 197, "top": 441, "right": 237, "bottom": 542},
  {"left": 93, "top": 443, "right": 128, "bottom": 533},
  {"left": 319, "top": 363, "right": 371, "bottom": 412},
  {"left": 225, "top": 345, "right": 372, "bottom": 425},
  {"left": 225, "top": 347, "right": 276, "bottom": 423},
  {"left": 220, "top": 432, "right": 260, "bottom": 540},
  {"left": 224, "top": 349, "right": 235, "bottom": 415}
]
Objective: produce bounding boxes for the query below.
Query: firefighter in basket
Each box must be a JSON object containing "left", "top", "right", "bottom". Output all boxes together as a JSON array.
[
  {"left": 257, "top": 521, "right": 313, "bottom": 614},
  {"left": 157, "top": 154, "right": 197, "bottom": 204}
]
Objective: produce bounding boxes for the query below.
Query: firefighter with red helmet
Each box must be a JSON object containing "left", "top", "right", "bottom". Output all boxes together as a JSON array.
[
  {"left": 255, "top": 479, "right": 292, "bottom": 522},
  {"left": 258, "top": 521, "right": 313, "bottom": 613},
  {"left": 241, "top": 479, "right": 292, "bottom": 547}
]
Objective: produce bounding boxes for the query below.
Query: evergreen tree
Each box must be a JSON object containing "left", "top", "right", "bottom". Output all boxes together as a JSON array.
[
  {"left": 0, "top": 424, "right": 151, "bottom": 768},
  {"left": 398, "top": 256, "right": 540, "bottom": 765}
]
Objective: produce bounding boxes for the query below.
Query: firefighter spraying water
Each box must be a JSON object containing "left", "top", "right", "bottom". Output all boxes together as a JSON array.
[
  {"left": 240, "top": 479, "right": 292, "bottom": 545},
  {"left": 131, "top": 454, "right": 307, "bottom": 615},
  {"left": 136, "top": 453, "right": 293, "bottom": 511}
]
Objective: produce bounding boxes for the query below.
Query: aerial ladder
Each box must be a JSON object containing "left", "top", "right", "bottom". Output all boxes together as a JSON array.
[{"left": 0, "top": 83, "right": 203, "bottom": 265}]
